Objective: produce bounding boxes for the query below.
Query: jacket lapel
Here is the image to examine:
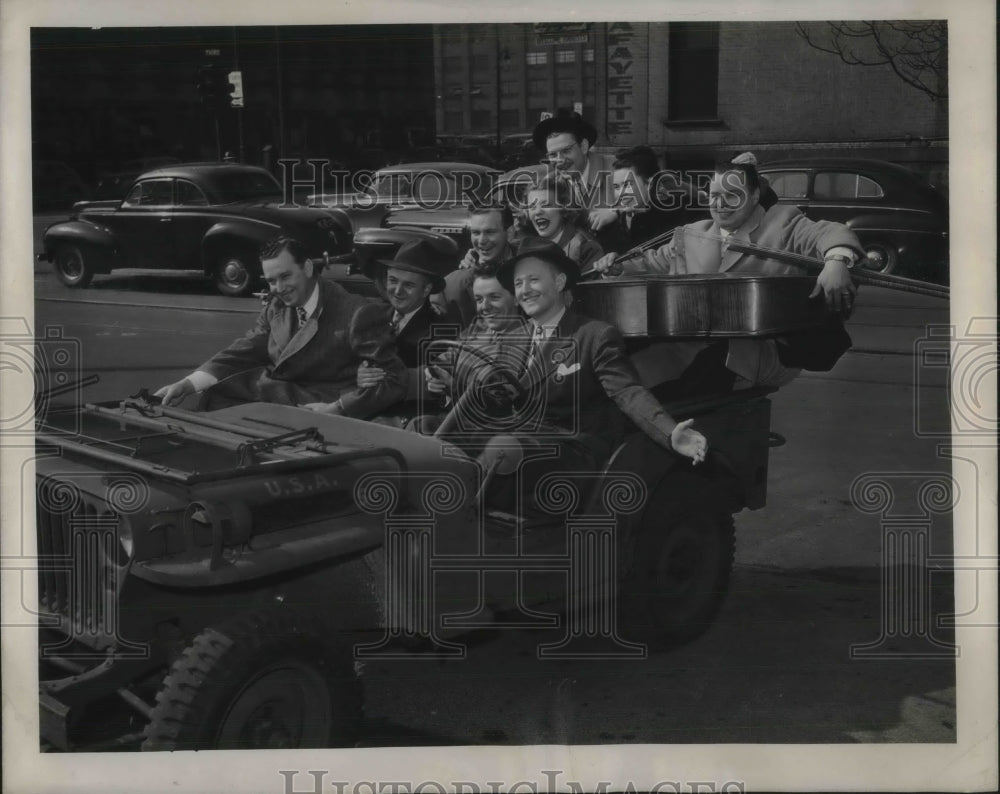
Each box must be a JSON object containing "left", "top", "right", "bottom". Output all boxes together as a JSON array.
[
  {"left": 275, "top": 286, "right": 323, "bottom": 366},
  {"left": 516, "top": 310, "right": 579, "bottom": 391},
  {"left": 720, "top": 205, "right": 764, "bottom": 272}
]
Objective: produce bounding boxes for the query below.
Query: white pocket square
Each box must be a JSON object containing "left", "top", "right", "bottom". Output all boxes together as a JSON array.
[{"left": 555, "top": 362, "right": 581, "bottom": 377}]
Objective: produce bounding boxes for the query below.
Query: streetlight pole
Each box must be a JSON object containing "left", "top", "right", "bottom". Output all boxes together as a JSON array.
[{"left": 495, "top": 29, "right": 502, "bottom": 162}]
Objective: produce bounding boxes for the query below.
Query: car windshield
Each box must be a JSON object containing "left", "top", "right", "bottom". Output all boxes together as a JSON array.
[{"left": 211, "top": 170, "right": 284, "bottom": 202}]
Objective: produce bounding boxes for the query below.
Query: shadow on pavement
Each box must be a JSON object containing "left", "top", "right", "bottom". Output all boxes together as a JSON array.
[{"left": 358, "top": 565, "right": 956, "bottom": 745}]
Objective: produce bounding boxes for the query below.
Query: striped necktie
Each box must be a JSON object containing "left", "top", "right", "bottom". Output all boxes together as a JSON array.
[
  {"left": 391, "top": 311, "right": 403, "bottom": 335},
  {"left": 522, "top": 323, "right": 545, "bottom": 374}
]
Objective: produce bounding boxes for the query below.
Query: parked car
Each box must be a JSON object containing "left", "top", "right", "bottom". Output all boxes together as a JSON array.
[
  {"left": 306, "top": 161, "right": 500, "bottom": 234},
  {"left": 758, "top": 158, "right": 949, "bottom": 281},
  {"left": 93, "top": 156, "right": 182, "bottom": 200},
  {"left": 384, "top": 163, "right": 708, "bottom": 252},
  {"left": 38, "top": 163, "right": 354, "bottom": 296}
]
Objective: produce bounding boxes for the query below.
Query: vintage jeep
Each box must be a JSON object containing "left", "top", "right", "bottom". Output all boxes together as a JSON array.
[{"left": 35, "top": 377, "right": 772, "bottom": 751}]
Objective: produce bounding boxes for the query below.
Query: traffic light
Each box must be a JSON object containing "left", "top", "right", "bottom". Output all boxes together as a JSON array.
[
  {"left": 196, "top": 65, "right": 225, "bottom": 107},
  {"left": 227, "top": 70, "right": 244, "bottom": 108}
]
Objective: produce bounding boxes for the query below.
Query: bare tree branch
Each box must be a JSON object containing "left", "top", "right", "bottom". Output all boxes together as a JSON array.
[{"left": 794, "top": 21, "right": 947, "bottom": 101}]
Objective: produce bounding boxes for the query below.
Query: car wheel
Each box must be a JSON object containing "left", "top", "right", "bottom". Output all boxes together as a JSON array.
[
  {"left": 619, "top": 483, "right": 736, "bottom": 649},
  {"left": 861, "top": 241, "right": 899, "bottom": 274},
  {"left": 214, "top": 253, "right": 258, "bottom": 297},
  {"left": 52, "top": 244, "right": 94, "bottom": 288},
  {"left": 141, "top": 610, "right": 363, "bottom": 751}
]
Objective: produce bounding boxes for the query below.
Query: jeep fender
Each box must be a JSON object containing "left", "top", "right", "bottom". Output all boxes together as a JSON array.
[{"left": 41, "top": 220, "right": 116, "bottom": 273}]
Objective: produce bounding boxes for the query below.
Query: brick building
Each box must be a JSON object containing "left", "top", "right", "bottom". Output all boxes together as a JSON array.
[{"left": 434, "top": 21, "right": 948, "bottom": 184}]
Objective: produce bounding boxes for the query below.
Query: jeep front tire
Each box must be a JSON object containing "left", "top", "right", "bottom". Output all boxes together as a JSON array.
[{"left": 142, "top": 609, "right": 362, "bottom": 750}]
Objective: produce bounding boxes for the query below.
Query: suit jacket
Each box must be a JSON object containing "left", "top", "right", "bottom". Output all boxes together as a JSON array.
[
  {"left": 631, "top": 203, "right": 864, "bottom": 276},
  {"left": 499, "top": 308, "right": 676, "bottom": 462},
  {"left": 597, "top": 205, "right": 683, "bottom": 257},
  {"left": 395, "top": 301, "right": 443, "bottom": 369},
  {"left": 200, "top": 279, "right": 407, "bottom": 418},
  {"left": 574, "top": 150, "right": 617, "bottom": 210}
]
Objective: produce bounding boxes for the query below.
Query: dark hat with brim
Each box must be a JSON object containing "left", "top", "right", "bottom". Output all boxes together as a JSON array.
[
  {"left": 376, "top": 238, "right": 454, "bottom": 293},
  {"left": 496, "top": 235, "right": 580, "bottom": 294},
  {"left": 532, "top": 109, "right": 598, "bottom": 152}
]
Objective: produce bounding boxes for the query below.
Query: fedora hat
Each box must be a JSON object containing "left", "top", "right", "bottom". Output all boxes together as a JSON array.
[
  {"left": 532, "top": 109, "right": 598, "bottom": 152},
  {"left": 377, "top": 238, "right": 454, "bottom": 293},
  {"left": 496, "top": 235, "right": 580, "bottom": 294}
]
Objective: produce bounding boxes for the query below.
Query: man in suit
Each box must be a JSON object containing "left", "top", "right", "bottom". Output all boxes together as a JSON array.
[
  {"left": 380, "top": 238, "right": 457, "bottom": 369},
  {"left": 444, "top": 238, "right": 706, "bottom": 498},
  {"left": 437, "top": 206, "right": 517, "bottom": 327},
  {"left": 532, "top": 110, "right": 616, "bottom": 235},
  {"left": 601, "top": 157, "right": 863, "bottom": 310},
  {"left": 589, "top": 145, "right": 699, "bottom": 257},
  {"left": 355, "top": 238, "right": 462, "bottom": 417},
  {"left": 593, "top": 156, "right": 864, "bottom": 391},
  {"left": 155, "top": 236, "right": 406, "bottom": 418}
]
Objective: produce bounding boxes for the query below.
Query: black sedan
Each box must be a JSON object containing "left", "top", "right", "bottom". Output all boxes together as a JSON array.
[
  {"left": 39, "top": 163, "right": 353, "bottom": 296},
  {"left": 758, "top": 158, "right": 948, "bottom": 281}
]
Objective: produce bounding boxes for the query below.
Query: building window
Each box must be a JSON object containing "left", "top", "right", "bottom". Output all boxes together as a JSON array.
[
  {"left": 526, "top": 51, "right": 548, "bottom": 66},
  {"left": 471, "top": 109, "right": 492, "bottom": 129},
  {"left": 556, "top": 77, "right": 576, "bottom": 93},
  {"left": 583, "top": 48, "right": 595, "bottom": 62},
  {"left": 499, "top": 108, "right": 520, "bottom": 129},
  {"left": 443, "top": 56, "right": 463, "bottom": 76},
  {"left": 444, "top": 111, "right": 464, "bottom": 130},
  {"left": 528, "top": 106, "right": 548, "bottom": 124},
  {"left": 528, "top": 77, "right": 548, "bottom": 97},
  {"left": 472, "top": 54, "right": 491, "bottom": 72},
  {"left": 667, "top": 22, "right": 720, "bottom": 121},
  {"left": 500, "top": 80, "right": 518, "bottom": 96},
  {"left": 555, "top": 50, "right": 575, "bottom": 63}
]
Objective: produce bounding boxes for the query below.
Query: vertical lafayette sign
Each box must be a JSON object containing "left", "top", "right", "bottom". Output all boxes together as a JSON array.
[{"left": 605, "top": 22, "right": 648, "bottom": 145}]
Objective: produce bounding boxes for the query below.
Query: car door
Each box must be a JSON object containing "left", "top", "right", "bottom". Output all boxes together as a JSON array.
[
  {"left": 810, "top": 170, "right": 888, "bottom": 226},
  {"left": 110, "top": 178, "right": 175, "bottom": 269},
  {"left": 170, "top": 179, "right": 216, "bottom": 270},
  {"left": 761, "top": 169, "right": 811, "bottom": 214}
]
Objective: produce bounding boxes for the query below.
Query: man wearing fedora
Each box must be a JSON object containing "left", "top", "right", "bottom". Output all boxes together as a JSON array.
[
  {"left": 155, "top": 235, "right": 406, "bottom": 417},
  {"left": 435, "top": 237, "right": 706, "bottom": 507},
  {"left": 532, "top": 109, "right": 617, "bottom": 238},
  {"left": 355, "top": 238, "right": 463, "bottom": 418}
]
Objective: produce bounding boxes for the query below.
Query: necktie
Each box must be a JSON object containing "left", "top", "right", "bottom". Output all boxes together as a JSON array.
[
  {"left": 294, "top": 306, "right": 308, "bottom": 333},
  {"left": 523, "top": 324, "right": 545, "bottom": 374},
  {"left": 390, "top": 311, "right": 402, "bottom": 335}
]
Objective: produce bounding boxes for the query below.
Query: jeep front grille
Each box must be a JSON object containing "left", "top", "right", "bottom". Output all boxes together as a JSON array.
[{"left": 36, "top": 478, "right": 120, "bottom": 625}]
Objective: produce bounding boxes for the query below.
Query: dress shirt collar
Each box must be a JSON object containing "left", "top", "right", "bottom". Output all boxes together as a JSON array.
[
  {"left": 529, "top": 306, "right": 567, "bottom": 339},
  {"left": 393, "top": 304, "right": 423, "bottom": 334},
  {"left": 298, "top": 282, "right": 320, "bottom": 320}
]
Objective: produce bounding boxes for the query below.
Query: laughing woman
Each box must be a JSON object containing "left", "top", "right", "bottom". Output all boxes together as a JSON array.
[{"left": 524, "top": 173, "right": 604, "bottom": 271}]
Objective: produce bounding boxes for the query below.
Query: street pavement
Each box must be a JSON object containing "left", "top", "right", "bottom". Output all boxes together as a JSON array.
[{"left": 28, "top": 261, "right": 957, "bottom": 745}]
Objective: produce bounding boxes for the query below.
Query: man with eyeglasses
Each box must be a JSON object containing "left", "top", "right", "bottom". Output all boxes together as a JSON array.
[{"left": 531, "top": 110, "right": 615, "bottom": 235}]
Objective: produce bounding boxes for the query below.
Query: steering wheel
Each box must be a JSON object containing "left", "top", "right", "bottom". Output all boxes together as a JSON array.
[{"left": 425, "top": 340, "right": 528, "bottom": 438}]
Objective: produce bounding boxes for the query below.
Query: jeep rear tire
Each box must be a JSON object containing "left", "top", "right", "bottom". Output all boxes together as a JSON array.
[
  {"left": 52, "top": 244, "right": 94, "bottom": 288},
  {"left": 620, "top": 488, "right": 736, "bottom": 649},
  {"left": 142, "top": 610, "right": 362, "bottom": 751}
]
